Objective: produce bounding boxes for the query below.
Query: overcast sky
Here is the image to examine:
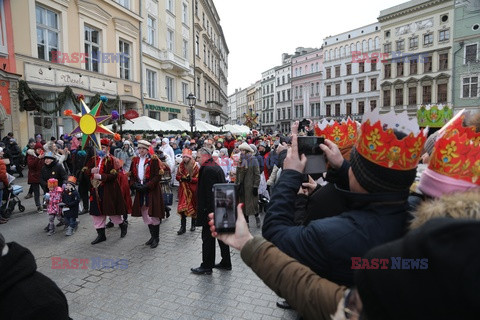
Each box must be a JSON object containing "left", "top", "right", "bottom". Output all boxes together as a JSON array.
[{"left": 214, "top": 0, "right": 407, "bottom": 95}]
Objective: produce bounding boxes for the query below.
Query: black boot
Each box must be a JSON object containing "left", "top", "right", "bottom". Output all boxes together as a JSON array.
[
  {"left": 106, "top": 220, "right": 114, "bottom": 228},
  {"left": 150, "top": 224, "right": 160, "bottom": 248},
  {"left": 119, "top": 222, "right": 128, "bottom": 238},
  {"left": 177, "top": 215, "right": 186, "bottom": 235},
  {"left": 91, "top": 228, "right": 106, "bottom": 245},
  {"left": 145, "top": 224, "right": 154, "bottom": 245},
  {"left": 190, "top": 218, "right": 196, "bottom": 232},
  {"left": 165, "top": 207, "right": 170, "bottom": 218}
]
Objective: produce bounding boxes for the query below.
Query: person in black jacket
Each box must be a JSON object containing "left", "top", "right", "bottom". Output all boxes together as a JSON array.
[
  {"left": 191, "top": 147, "right": 231, "bottom": 275},
  {"left": 8, "top": 138, "right": 24, "bottom": 177},
  {"left": 40, "top": 152, "right": 68, "bottom": 193},
  {"left": 71, "top": 145, "right": 93, "bottom": 215},
  {"left": 0, "top": 233, "right": 71, "bottom": 319}
]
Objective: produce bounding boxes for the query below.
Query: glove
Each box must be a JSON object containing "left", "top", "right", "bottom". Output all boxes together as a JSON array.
[
  {"left": 137, "top": 184, "right": 148, "bottom": 193},
  {"left": 252, "top": 187, "right": 258, "bottom": 196},
  {"left": 185, "top": 176, "right": 191, "bottom": 182},
  {"left": 130, "top": 184, "right": 137, "bottom": 191},
  {"left": 93, "top": 173, "right": 102, "bottom": 180}
]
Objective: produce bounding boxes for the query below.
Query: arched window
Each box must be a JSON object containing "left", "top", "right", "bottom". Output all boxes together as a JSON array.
[
  {"left": 334, "top": 48, "right": 338, "bottom": 59},
  {"left": 356, "top": 41, "right": 361, "bottom": 51},
  {"left": 350, "top": 43, "right": 355, "bottom": 54},
  {"left": 325, "top": 51, "right": 329, "bottom": 61},
  {"left": 368, "top": 38, "right": 373, "bottom": 51},
  {"left": 346, "top": 45, "right": 350, "bottom": 56},
  {"left": 340, "top": 46, "right": 344, "bottom": 57},
  {"left": 362, "top": 40, "right": 367, "bottom": 52},
  {"left": 375, "top": 36, "right": 380, "bottom": 49},
  {"left": 329, "top": 49, "right": 333, "bottom": 60}
]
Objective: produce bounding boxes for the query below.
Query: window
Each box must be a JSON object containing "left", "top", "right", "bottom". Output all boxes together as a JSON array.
[
  {"left": 383, "top": 89, "right": 391, "bottom": 107},
  {"left": 278, "top": 109, "right": 281, "bottom": 121},
  {"left": 277, "top": 92, "right": 281, "bottom": 102},
  {"left": 346, "top": 102, "right": 352, "bottom": 115},
  {"left": 195, "top": 35, "right": 199, "bottom": 56},
  {"left": 203, "top": 81, "right": 206, "bottom": 102},
  {"left": 311, "top": 83, "right": 314, "bottom": 96},
  {"left": 326, "top": 104, "right": 331, "bottom": 117},
  {"left": 359, "top": 80, "right": 364, "bottom": 92},
  {"left": 397, "top": 62, "right": 404, "bottom": 76},
  {"left": 182, "top": 82, "right": 188, "bottom": 104},
  {"left": 202, "top": 13, "right": 205, "bottom": 27},
  {"left": 438, "top": 84, "right": 447, "bottom": 103},
  {"left": 409, "top": 37, "right": 419, "bottom": 49},
  {"left": 395, "top": 88, "right": 403, "bottom": 105},
  {"left": 358, "top": 101, "right": 364, "bottom": 114},
  {"left": 326, "top": 68, "right": 331, "bottom": 79},
  {"left": 116, "top": 0, "right": 130, "bottom": 9},
  {"left": 119, "top": 40, "right": 130, "bottom": 80},
  {"left": 147, "top": 16, "right": 156, "bottom": 46},
  {"left": 347, "top": 82, "right": 352, "bottom": 94},
  {"left": 335, "top": 84, "right": 340, "bottom": 96},
  {"left": 84, "top": 25, "right": 100, "bottom": 72},
  {"left": 195, "top": 0, "right": 198, "bottom": 15},
  {"left": 384, "top": 43, "right": 391, "bottom": 53},
  {"left": 359, "top": 62, "right": 364, "bottom": 73},
  {"left": 166, "top": 76, "right": 174, "bottom": 102},
  {"left": 316, "top": 82, "right": 320, "bottom": 95},
  {"left": 295, "top": 86, "right": 298, "bottom": 98},
  {"left": 462, "top": 77, "right": 478, "bottom": 98},
  {"left": 424, "top": 56, "right": 432, "bottom": 72},
  {"left": 196, "top": 77, "right": 200, "bottom": 100},
  {"left": 335, "top": 65, "right": 340, "bottom": 77},
  {"left": 326, "top": 85, "right": 331, "bottom": 97},
  {"left": 465, "top": 44, "right": 478, "bottom": 64},
  {"left": 282, "top": 91, "right": 285, "bottom": 101},
  {"left": 408, "top": 87, "right": 416, "bottom": 105},
  {"left": 396, "top": 40, "right": 404, "bottom": 51},
  {"left": 277, "top": 78, "right": 280, "bottom": 86},
  {"left": 316, "top": 103, "right": 320, "bottom": 116},
  {"left": 370, "top": 78, "right": 377, "bottom": 91},
  {"left": 424, "top": 33, "right": 433, "bottom": 45},
  {"left": 287, "top": 89, "right": 291, "bottom": 100},
  {"left": 371, "top": 62, "right": 376, "bottom": 71},
  {"left": 370, "top": 100, "right": 377, "bottom": 111},
  {"left": 335, "top": 104, "right": 340, "bottom": 116},
  {"left": 166, "top": 0, "right": 173, "bottom": 13},
  {"left": 36, "top": 5, "right": 59, "bottom": 61},
  {"left": 167, "top": 29, "right": 174, "bottom": 51},
  {"left": 439, "top": 29, "right": 449, "bottom": 42},
  {"left": 182, "top": 3, "right": 188, "bottom": 24},
  {"left": 410, "top": 60, "right": 417, "bottom": 75},
  {"left": 422, "top": 85, "right": 432, "bottom": 104},
  {"left": 346, "top": 64, "right": 352, "bottom": 75},
  {"left": 439, "top": 53, "right": 448, "bottom": 70},
  {"left": 146, "top": 69, "right": 157, "bottom": 98},
  {"left": 385, "top": 64, "right": 391, "bottom": 78},
  {"left": 182, "top": 39, "right": 188, "bottom": 59},
  {"left": 282, "top": 108, "right": 286, "bottom": 120}
]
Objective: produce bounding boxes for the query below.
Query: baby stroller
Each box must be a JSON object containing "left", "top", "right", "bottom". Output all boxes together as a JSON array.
[{"left": 0, "top": 185, "right": 25, "bottom": 219}]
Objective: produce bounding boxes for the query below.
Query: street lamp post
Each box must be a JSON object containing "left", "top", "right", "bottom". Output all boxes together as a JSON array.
[{"left": 186, "top": 93, "right": 196, "bottom": 136}]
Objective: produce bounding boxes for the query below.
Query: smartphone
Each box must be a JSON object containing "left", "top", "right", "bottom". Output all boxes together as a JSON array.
[
  {"left": 297, "top": 136, "right": 327, "bottom": 175},
  {"left": 213, "top": 183, "right": 238, "bottom": 233}
]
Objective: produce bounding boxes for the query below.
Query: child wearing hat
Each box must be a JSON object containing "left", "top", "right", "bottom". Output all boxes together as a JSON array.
[
  {"left": 62, "top": 176, "right": 81, "bottom": 236},
  {"left": 45, "top": 178, "right": 63, "bottom": 236}
]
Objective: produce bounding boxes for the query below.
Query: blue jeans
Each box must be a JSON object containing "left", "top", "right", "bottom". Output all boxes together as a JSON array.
[{"left": 65, "top": 217, "right": 77, "bottom": 228}]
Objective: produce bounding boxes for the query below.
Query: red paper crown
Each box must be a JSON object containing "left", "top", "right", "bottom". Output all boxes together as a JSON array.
[
  {"left": 67, "top": 176, "right": 77, "bottom": 185},
  {"left": 314, "top": 118, "right": 358, "bottom": 148},
  {"left": 100, "top": 138, "right": 110, "bottom": 146},
  {"left": 428, "top": 115, "right": 480, "bottom": 184},
  {"left": 182, "top": 148, "right": 193, "bottom": 158},
  {"left": 355, "top": 110, "right": 428, "bottom": 170}
]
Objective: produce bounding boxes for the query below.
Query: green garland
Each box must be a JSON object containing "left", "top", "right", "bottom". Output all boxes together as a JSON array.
[{"left": 18, "top": 80, "right": 120, "bottom": 115}]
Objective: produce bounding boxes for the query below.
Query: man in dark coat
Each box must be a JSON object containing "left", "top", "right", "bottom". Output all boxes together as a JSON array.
[
  {"left": 0, "top": 233, "right": 71, "bottom": 319},
  {"left": 72, "top": 144, "right": 93, "bottom": 215},
  {"left": 40, "top": 151, "right": 68, "bottom": 193},
  {"left": 130, "top": 140, "right": 165, "bottom": 249},
  {"left": 8, "top": 138, "right": 24, "bottom": 177},
  {"left": 27, "top": 142, "right": 45, "bottom": 212},
  {"left": 191, "top": 147, "right": 231, "bottom": 275}
]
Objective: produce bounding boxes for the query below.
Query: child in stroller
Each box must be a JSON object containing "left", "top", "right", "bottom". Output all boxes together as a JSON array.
[{"left": 0, "top": 184, "right": 25, "bottom": 219}]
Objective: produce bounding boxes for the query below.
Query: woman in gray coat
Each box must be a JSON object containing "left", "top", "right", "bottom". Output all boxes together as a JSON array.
[{"left": 236, "top": 143, "right": 261, "bottom": 227}]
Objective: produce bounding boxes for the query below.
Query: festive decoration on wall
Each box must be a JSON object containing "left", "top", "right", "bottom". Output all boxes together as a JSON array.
[
  {"left": 243, "top": 108, "right": 259, "bottom": 129},
  {"left": 417, "top": 104, "right": 453, "bottom": 128},
  {"left": 69, "top": 96, "right": 113, "bottom": 149},
  {"left": 18, "top": 80, "right": 120, "bottom": 114}
]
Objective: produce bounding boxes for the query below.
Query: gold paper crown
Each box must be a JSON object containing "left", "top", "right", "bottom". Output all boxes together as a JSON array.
[
  {"left": 428, "top": 115, "right": 480, "bottom": 184},
  {"left": 355, "top": 109, "right": 428, "bottom": 170},
  {"left": 314, "top": 118, "right": 358, "bottom": 148}
]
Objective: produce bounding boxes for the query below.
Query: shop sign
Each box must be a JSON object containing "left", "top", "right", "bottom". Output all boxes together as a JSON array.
[{"left": 145, "top": 104, "right": 181, "bottom": 113}]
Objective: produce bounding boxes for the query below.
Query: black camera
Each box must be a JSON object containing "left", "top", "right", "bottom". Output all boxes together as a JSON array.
[{"left": 298, "top": 119, "right": 310, "bottom": 133}]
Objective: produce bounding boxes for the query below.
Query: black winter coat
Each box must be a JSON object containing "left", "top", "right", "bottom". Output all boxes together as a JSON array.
[
  {"left": 40, "top": 160, "right": 68, "bottom": 192},
  {"left": 196, "top": 158, "right": 226, "bottom": 226},
  {"left": 0, "top": 242, "right": 70, "bottom": 319},
  {"left": 62, "top": 188, "right": 80, "bottom": 219}
]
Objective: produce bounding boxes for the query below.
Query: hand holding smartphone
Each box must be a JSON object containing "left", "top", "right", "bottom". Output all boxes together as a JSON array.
[
  {"left": 297, "top": 136, "right": 327, "bottom": 176},
  {"left": 213, "top": 183, "right": 238, "bottom": 233}
]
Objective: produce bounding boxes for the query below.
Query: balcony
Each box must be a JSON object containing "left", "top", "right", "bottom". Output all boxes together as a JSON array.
[
  {"left": 142, "top": 43, "right": 191, "bottom": 75},
  {"left": 207, "top": 100, "right": 224, "bottom": 116}
]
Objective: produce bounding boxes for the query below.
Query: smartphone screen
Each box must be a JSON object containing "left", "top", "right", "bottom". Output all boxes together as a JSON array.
[
  {"left": 297, "top": 137, "right": 327, "bottom": 175},
  {"left": 213, "top": 183, "right": 237, "bottom": 233}
]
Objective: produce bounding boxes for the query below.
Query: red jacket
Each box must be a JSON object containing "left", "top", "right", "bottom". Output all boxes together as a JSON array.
[
  {"left": 223, "top": 138, "right": 236, "bottom": 152},
  {"left": 27, "top": 151, "right": 44, "bottom": 184}
]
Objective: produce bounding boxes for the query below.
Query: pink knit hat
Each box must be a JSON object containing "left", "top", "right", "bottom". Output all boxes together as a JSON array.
[{"left": 417, "top": 168, "right": 478, "bottom": 198}]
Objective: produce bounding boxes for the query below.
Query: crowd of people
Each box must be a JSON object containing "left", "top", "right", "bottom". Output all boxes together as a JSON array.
[{"left": 0, "top": 107, "right": 479, "bottom": 319}]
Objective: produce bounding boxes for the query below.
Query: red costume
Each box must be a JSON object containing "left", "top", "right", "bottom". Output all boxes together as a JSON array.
[{"left": 176, "top": 160, "right": 199, "bottom": 217}]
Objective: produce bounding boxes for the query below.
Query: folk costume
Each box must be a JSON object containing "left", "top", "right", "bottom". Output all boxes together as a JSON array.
[
  {"left": 130, "top": 140, "right": 166, "bottom": 248},
  {"left": 175, "top": 149, "right": 199, "bottom": 234},
  {"left": 84, "top": 138, "right": 128, "bottom": 245}
]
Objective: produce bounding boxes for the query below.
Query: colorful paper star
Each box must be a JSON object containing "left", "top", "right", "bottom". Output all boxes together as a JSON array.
[{"left": 70, "top": 98, "right": 113, "bottom": 149}]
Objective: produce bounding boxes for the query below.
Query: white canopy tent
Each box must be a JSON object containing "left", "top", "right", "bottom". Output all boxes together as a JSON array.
[
  {"left": 221, "top": 124, "right": 251, "bottom": 134},
  {"left": 166, "top": 118, "right": 191, "bottom": 131},
  {"left": 105, "top": 116, "right": 178, "bottom": 132},
  {"left": 166, "top": 119, "right": 222, "bottom": 132},
  {"left": 196, "top": 120, "right": 221, "bottom": 132}
]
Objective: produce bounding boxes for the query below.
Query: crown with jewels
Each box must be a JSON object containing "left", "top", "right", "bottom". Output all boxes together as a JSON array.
[
  {"left": 314, "top": 118, "right": 358, "bottom": 148},
  {"left": 355, "top": 108, "right": 428, "bottom": 170},
  {"left": 428, "top": 114, "right": 480, "bottom": 184}
]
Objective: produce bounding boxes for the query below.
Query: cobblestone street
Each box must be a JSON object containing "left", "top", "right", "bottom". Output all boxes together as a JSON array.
[{"left": 0, "top": 176, "right": 297, "bottom": 320}]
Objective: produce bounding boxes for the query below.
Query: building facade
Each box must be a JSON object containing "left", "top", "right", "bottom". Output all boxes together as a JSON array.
[
  {"left": 323, "top": 24, "right": 381, "bottom": 121},
  {"left": 246, "top": 83, "right": 255, "bottom": 117},
  {"left": 142, "top": 0, "right": 194, "bottom": 122},
  {"left": 227, "top": 90, "right": 236, "bottom": 124},
  {"left": 193, "top": 0, "right": 228, "bottom": 126},
  {"left": 452, "top": 0, "right": 480, "bottom": 111},
  {"left": 378, "top": 0, "right": 455, "bottom": 116},
  {"left": 260, "top": 67, "right": 275, "bottom": 133},
  {"left": 235, "top": 87, "right": 247, "bottom": 125},
  {"left": 275, "top": 53, "right": 292, "bottom": 133}
]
